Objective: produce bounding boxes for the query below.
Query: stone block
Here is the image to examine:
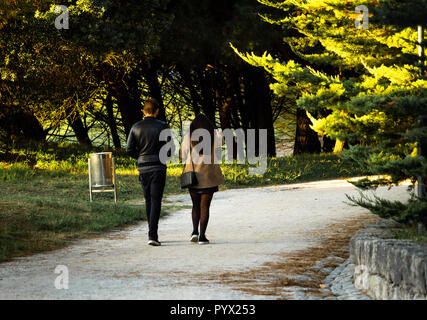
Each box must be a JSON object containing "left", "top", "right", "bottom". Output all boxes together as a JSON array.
[{"left": 350, "top": 219, "right": 427, "bottom": 300}]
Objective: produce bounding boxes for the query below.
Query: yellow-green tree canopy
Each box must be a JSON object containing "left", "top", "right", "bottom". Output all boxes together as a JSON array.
[{"left": 233, "top": 0, "right": 427, "bottom": 224}]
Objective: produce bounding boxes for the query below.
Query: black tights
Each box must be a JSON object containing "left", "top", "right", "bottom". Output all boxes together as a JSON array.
[{"left": 190, "top": 192, "right": 214, "bottom": 238}]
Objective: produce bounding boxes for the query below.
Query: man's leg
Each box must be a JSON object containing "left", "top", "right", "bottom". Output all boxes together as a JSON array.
[
  {"left": 140, "top": 172, "right": 152, "bottom": 235},
  {"left": 147, "top": 169, "right": 166, "bottom": 241}
]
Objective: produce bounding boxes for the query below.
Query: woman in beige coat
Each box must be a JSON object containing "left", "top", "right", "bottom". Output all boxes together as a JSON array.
[{"left": 180, "top": 114, "right": 224, "bottom": 244}]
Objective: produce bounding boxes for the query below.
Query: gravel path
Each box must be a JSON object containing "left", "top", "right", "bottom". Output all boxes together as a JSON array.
[{"left": 0, "top": 179, "right": 408, "bottom": 299}]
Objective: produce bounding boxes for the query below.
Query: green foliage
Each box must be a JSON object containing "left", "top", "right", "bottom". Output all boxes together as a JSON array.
[
  {"left": 347, "top": 192, "right": 427, "bottom": 225},
  {"left": 29, "top": 201, "right": 145, "bottom": 233},
  {"left": 221, "top": 154, "right": 363, "bottom": 187},
  {"left": 234, "top": 0, "right": 427, "bottom": 224},
  {"left": 0, "top": 162, "right": 35, "bottom": 181}
]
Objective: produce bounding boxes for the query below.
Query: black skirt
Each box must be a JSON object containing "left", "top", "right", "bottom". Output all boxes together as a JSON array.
[{"left": 188, "top": 186, "right": 219, "bottom": 194}]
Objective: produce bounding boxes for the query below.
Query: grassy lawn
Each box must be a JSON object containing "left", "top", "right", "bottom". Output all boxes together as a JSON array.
[{"left": 0, "top": 142, "right": 370, "bottom": 262}]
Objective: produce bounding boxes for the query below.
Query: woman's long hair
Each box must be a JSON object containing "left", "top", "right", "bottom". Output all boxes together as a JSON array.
[{"left": 189, "top": 114, "right": 215, "bottom": 153}]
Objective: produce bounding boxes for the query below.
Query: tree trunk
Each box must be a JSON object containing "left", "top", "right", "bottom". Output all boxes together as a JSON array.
[
  {"left": 179, "top": 67, "right": 202, "bottom": 116},
  {"left": 333, "top": 139, "right": 346, "bottom": 153},
  {"left": 105, "top": 92, "right": 121, "bottom": 149},
  {"left": 19, "top": 112, "right": 46, "bottom": 142},
  {"left": 0, "top": 105, "right": 46, "bottom": 144},
  {"left": 293, "top": 108, "right": 321, "bottom": 154},
  {"left": 198, "top": 69, "right": 216, "bottom": 122},
  {"left": 109, "top": 74, "right": 143, "bottom": 138},
  {"left": 142, "top": 65, "right": 167, "bottom": 122},
  {"left": 323, "top": 136, "right": 336, "bottom": 153},
  {"left": 99, "top": 63, "right": 143, "bottom": 138},
  {"left": 68, "top": 114, "right": 92, "bottom": 146},
  {"left": 217, "top": 71, "right": 233, "bottom": 130},
  {"left": 243, "top": 68, "right": 276, "bottom": 157}
]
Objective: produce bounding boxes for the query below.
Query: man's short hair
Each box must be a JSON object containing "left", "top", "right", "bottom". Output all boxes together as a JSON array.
[{"left": 143, "top": 98, "right": 160, "bottom": 115}]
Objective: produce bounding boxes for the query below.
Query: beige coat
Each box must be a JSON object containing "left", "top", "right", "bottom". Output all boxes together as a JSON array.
[{"left": 180, "top": 132, "right": 224, "bottom": 189}]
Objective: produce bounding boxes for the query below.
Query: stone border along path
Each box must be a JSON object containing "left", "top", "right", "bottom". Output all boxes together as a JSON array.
[
  {"left": 351, "top": 219, "right": 427, "bottom": 300},
  {"left": 0, "top": 179, "right": 408, "bottom": 300}
]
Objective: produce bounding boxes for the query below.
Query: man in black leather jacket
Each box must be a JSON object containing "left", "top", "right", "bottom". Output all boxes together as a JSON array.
[{"left": 126, "top": 99, "right": 169, "bottom": 246}]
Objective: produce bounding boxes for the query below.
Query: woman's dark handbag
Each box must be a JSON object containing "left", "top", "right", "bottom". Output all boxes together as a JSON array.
[
  {"left": 180, "top": 170, "right": 198, "bottom": 189},
  {"left": 180, "top": 143, "right": 198, "bottom": 189}
]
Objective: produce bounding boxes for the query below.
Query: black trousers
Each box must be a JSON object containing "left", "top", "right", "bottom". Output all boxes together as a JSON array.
[{"left": 139, "top": 169, "right": 166, "bottom": 241}]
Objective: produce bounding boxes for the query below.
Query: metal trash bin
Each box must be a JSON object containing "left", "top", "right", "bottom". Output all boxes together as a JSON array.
[{"left": 88, "top": 152, "right": 117, "bottom": 202}]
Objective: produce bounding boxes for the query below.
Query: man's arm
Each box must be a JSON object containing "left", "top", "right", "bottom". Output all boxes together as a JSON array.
[
  {"left": 126, "top": 127, "right": 139, "bottom": 159},
  {"left": 161, "top": 122, "right": 172, "bottom": 158}
]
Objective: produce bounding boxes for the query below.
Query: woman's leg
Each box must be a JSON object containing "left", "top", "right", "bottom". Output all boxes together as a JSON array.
[
  {"left": 190, "top": 191, "right": 202, "bottom": 235},
  {"left": 199, "top": 192, "right": 214, "bottom": 239}
]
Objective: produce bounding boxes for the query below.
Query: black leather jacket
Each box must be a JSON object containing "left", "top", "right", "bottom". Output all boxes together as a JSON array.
[{"left": 126, "top": 117, "right": 169, "bottom": 166}]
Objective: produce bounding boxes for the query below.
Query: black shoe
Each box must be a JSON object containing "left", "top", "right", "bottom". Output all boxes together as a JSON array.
[
  {"left": 190, "top": 233, "right": 199, "bottom": 243},
  {"left": 198, "top": 236, "right": 209, "bottom": 245}
]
